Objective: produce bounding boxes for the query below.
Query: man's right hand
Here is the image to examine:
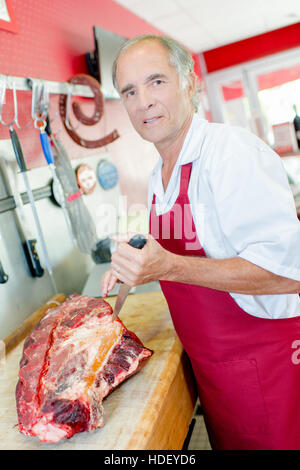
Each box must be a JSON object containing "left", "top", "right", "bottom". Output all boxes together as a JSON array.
[{"left": 100, "top": 268, "right": 118, "bottom": 298}]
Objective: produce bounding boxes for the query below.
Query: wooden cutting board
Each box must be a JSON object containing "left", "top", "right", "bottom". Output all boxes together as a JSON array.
[{"left": 0, "top": 291, "right": 197, "bottom": 450}]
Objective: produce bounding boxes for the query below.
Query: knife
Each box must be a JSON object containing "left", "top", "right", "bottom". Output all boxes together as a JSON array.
[
  {"left": 0, "top": 259, "right": 8, "bottom": 284},
  {"left": 111, "top": 234, "right": 147, "bottom": 322},
  {"left": 0, "top": 160, "right": 44, "bottom": 278},
  {"left": 10, "top": 127, "right": 57, "bottom": 293}
]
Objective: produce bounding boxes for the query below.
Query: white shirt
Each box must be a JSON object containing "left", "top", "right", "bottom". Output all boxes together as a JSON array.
[{"left": 148, "top": 113, "right": 300, "bottom": 319}]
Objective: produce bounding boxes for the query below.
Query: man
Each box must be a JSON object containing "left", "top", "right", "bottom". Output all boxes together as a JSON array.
[{"left": 101, "top": 34, "right": 300, "bottom": 450}]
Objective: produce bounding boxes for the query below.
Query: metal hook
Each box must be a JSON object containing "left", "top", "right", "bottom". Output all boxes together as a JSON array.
[
  {"left": 0, "top": 77, "right": 31, "bottom": 130},
  {"left": 13, "top": 83, "right": 31, "bottom": 130},
  {"left": 0, "top": 76, "right": 5, "bottom": 110},
  {"left": 27, "top": 77, "right": 59, "bottom": 130},
  {"left": 64, "top": 83, "right": 80, "bottom": 131},
  {"left": 31, "top": 79, "right": 49, "bottom": 122},
  {"left": 0, "top": 76, "right": 17, "bottom": 127}
]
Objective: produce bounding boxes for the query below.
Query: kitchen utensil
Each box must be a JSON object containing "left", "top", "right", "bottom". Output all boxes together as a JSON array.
[
  {"left": 39, "top": 125, "right": 76, "bottom": 246},
  {"left": 9, "top": 127, "right": 57, "bottom": 293},
  {"left": 0, "top": 160, "right": 44, "bottom": 278},
  {"left": 0, "top": 259, "right": 8, "bottom": 283},
  {"left": 30, "top": 82, "right": 76, "bottom": 247},
  {"left": 45, "top": 117, "right": 99, "bottom": 255},
  {"left": 111, "top": 234, "right": 147, "bottom": 321}
]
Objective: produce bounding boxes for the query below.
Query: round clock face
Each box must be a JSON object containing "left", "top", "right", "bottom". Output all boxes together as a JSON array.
[
  {"left": 76, "top": 164, "right": 97, "bottom": 194},
  {"left": 97, "top": 160, "right": 118, "bottom": 190}
]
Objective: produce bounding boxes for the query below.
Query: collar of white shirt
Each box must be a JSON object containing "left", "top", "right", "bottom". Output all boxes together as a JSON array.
[{"left": 151, "top": 113, "right": 208, "bottom": 204}]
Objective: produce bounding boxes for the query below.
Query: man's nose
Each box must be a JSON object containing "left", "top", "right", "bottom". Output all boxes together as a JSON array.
[{"left": 137, "top": 88, "right": 154, "bottom": 110}]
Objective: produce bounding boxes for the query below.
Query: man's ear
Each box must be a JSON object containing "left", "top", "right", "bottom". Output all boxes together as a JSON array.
[{"left": 187, "top": 71, "right": 197, "bottom": 100}]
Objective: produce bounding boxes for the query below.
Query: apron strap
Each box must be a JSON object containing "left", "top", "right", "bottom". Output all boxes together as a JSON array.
[
  {"left": 151, "top": 162, "right": 193, "bottom": 206},
  {"left": 179, "top": 162, "right": 193, "bottom": 195}
]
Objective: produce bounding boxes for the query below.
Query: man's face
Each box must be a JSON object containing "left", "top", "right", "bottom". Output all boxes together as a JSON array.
[{"left": 115, "top": 40, "right": 194, "bottom": 150}]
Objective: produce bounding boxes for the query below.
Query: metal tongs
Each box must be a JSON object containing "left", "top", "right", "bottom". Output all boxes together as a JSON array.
[{"left": 111, "top": 234, "right": 147, "bottom": 322}]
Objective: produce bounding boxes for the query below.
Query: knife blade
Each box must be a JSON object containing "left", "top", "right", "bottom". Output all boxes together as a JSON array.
[{"left": 111, "top": 234, "right": 147, "bottom": 322}]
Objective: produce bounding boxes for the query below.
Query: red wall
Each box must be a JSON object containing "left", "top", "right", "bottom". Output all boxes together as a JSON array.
[
  {"left": 0, "top": 0, "right": 169, "bottom": 206},
  {"left": 0, "top": 0, "right": 163, "bottom": 167},
  {"left": 203, "top": 22, "right": 300, "bottom": 73},
  {"left": 0, "top": 0, "right": 203, "bottom": 207},
  {"left": 0, "top": 0, "right": 164, "bottom": 81}
]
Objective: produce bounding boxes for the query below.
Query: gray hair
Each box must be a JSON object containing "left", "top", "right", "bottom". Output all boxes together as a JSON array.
[{"left": 112, "top": 34, "right": 200, "bottom": 112}]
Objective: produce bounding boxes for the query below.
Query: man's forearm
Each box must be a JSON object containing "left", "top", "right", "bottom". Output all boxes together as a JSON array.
[{"left": 163, "top": 253, "right": 300, "bottom": 295}]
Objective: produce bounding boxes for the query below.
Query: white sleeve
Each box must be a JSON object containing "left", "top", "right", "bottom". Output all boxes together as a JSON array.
[{"left": 209, "top": 128, "right": 300, "bottom": 281}]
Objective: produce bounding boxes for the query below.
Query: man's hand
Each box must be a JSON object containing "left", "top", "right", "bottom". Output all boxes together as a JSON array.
[
  {"left": 111, "top": 234, "right": 173, "bottom": 286},
  {"left": 100, "top": 233, "right": 300, "bottom": 297},
  {"left": 100, "top": 233, "right": 173, "bottom": 296},
  {"left": 101, "top": 268, "right": 119, "bottom": 298}
]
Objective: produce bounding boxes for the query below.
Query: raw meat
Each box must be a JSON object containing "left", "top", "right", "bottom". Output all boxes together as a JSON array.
[{"left": 16, "top": 294, "right": 153, "bottom": 443}]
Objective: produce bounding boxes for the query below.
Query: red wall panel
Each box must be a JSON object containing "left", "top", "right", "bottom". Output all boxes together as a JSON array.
[
  {"left": 0, "top": 0, "right": 163, "bottom": 80},
  {"left": 0, "top": 0, "right": 204, "bottom": 178},
  {"left": 0, "top": 0, "right": 163, "bottom": 168},
  {"left": 203, "top": 22, "right": 300, "bottom": 73}
]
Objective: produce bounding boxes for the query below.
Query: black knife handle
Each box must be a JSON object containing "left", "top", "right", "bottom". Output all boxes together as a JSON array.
[
  {"left": 117, "top": 235, "right": 147, "bottom": 286},
  {"left": 9, "top": 128, "right": 27, "bottom": 172},
  {"left": 0, "top": 260, "right": 8, "bottom": 283},
  {"left": 128, "top": 234, "right": 147, "bottom": 250},
  {"left": 23, "top": 239, "right": 44, "bottom": 277}
]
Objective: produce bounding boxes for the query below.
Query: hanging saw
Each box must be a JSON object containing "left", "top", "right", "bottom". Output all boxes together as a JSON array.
[{"left": 45, "top": 116, "right": 99, "bottom": 255}]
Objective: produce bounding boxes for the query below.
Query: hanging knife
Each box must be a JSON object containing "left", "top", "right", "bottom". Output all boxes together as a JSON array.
[
  {"left": 0, "top": 166, "right": 9, "bottom": 283},
  {"left": 0, "top": 259, "right": 8, "bottom": 283},
  {"left": 0, "top": 160, "right": 44, "bottom": 277},
  {"left": 111, "top": 234, "right": 147, "bottom": 322},
  {"left": 9, "top": 127, "right": 57, "bottom": 293}
]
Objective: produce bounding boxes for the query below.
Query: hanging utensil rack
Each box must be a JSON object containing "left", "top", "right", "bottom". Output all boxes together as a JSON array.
[
  {"left": 0, "top": 183, "right": 52, "bottom": 214},
  {"left": 0, "top": 73, "right": 97, "bottom": 215},
  {"left": 2, "top": 75, "right": 94, "bottom": 97}
]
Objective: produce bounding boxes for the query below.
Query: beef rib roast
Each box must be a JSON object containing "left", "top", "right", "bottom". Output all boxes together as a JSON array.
[{"left": 16, "top": 294, "right": 153, "bottom": 443}]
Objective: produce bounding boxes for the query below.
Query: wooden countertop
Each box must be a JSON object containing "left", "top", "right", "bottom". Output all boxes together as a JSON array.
[{"left": 0, "top": 291, "right": 197, "bottom": 450}]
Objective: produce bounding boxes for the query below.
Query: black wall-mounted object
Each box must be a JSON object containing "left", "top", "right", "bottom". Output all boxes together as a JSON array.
[{"left": 86, "top": 26, "right": 127, "bottom": 100}]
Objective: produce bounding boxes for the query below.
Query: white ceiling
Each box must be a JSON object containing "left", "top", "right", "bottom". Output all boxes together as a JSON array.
[{"left": 114, "top": 0, "right": 300, "bottom": 53}]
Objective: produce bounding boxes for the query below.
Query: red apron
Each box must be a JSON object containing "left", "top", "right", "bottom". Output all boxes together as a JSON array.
[{"left": 149, "top": 162, "right": 300, "bottom": 450}]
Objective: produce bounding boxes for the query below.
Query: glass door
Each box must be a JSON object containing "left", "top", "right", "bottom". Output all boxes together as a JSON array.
[
  {"left": 204, "top": 67, "right": 265, "bottom": 139},
  {"left": 253, "top": 64, "right": 300, "bottom": 150},
  {"left": 220, "top": 79, "right": 251, "bottom": 129},
  {"left": 204, "top": 47, "right": 300, "bottom": 148}
]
